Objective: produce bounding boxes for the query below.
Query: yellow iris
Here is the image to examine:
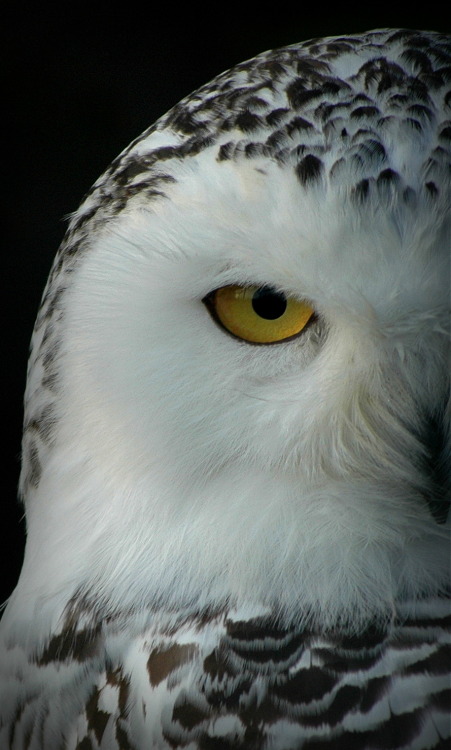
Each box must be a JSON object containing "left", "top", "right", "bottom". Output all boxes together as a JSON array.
[{"left": 204, "top": 285, "right": 316, "bottom": 344}]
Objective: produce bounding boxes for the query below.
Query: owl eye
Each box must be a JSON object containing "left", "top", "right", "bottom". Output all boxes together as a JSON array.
[{"left": 203, "top": 285, "right": 316, "bottom": 344}]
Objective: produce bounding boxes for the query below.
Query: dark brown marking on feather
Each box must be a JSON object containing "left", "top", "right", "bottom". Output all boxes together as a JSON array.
[
  {"left": 171, "top": 698, "right": 210, "bottom": 730},
  {"left": 113, "top": 159, "right": 152, "bottom": 185},
  {"left": 225, "top": 618, "right": 295, "bottom": 640},
  {"left": 431, "top": 145, "right": 448, "bottom": 160},
  {"left": 42, "top": 343, "right": 60, "bottom": 369},
  {"left": 42, "top": 322, "right": 56, "bottom": 345},
  {"left": 75, "top": 739, "right": 94, "bottom": 750},
  {"left": 239, "top": 693, "right": 284, "bottom": 729},
  {"left": 407, "top": 103, "right": 434, "bottom": 121},
  {"left": 431, "top": 688, "right": 451, "bottom": 711},
  {"left": 351, "top": 140, "right": 387, "bottom": 167},
  {"left": 314, "top": 102, "right": 336, "bottom": 122},
  {"left": 338, "top": 620, "right": 388, "bottom": 648},
  {"left": 356, "top": 59, "right": 406, "bottom": 93},
  {"left": 405, "top": 117, "right": 423, "bottom": 131},
  {"left": 360, "top": 675, "right": 392, "bottom": 712},
  {"left": 143, "top": 145, "right": 179, "bottom": 163},
  {"left": 258, "top": 59, "right": 287, "bottom": 80},
  {"left": 246, "top": 95, "right": 270, "bottom": 110},
  {"left": 350, "top": 127, "right": 373, "bottom": 142},
  {"left": 86, "top": 687, "right": 110, "bottom": 744},
  {"left": 217, "top": 142, "right": 234, "bottom": 161},
  {"left": 387, "top": 30, "right": 419, "bottom": 44},
  {"left": 203, "top": 648, "right": 236, "bottom": 681},
  {"left": 365, "top": 139, "right": 387, "bottom": 161},
  {"left": 350, "top": 105, "right": 380, "bottom": 119},
  {"left": 352, "top": 178, "right": 370, "bottom": 202},
  {"left": 329, "top": 157, "right": 346, "bottom": 179},
  {"left": 301, "top": 706, "right": 424, "bottom": 750},
  {"left": 244, "top": 142, "right": 268, "bottom": 158},
  {"left": 198, "top": 737, "right": 237, "bottom": 750},
  {"left": 227, "top": 631, "right": 307, "bottom": 665},
  {"left": 41, "top": 371, "right": 59, "bottom": 391},
  {"left": 106, "top": 668, "right": 131, "bottom": 716},
  {"left": 10, "top": 703, "right": 28, "bottom": 750},
  {"left": 401, "top": 48, "right": 434, "bottom": 74},
  {"left": 401, "top": 613, "right": 451, "bottom": 629},
  {"left": 265, "top": 128, "right": 287, "bottom": 150},
  {"left": 36, "top": 622, "right": 102, "bottom": 664},
  {"left": 115, "top": 723, "right": 135, "bottom": 750},
  {"left": 208, "top": 676, "right": 253, "bottom": 712},
  {"left": 295, "top": 58, "right": 332, "bottom": 79},
  {"left": 377, "top": 168, "right": 400, "bottom": 185},
  {"left": 387, "top": 94, "right": 409, "bottom": 109},
  {"left": 406, "top": 33, "right": 433, "bottom": 49},
  {"left": 273, "top": 666, "right": 337, "bottom": 703},
  {"left": 167, "top": 108, "right": 207, "bottom": 135},
  {"left": 296, "top": 154, "right": 323, "bottom": 185},
  {"left": 353, "top": 93, "right": 374, "bottom": 104},
  {"left": 326, "top": 42, "right": 354, "bottom": 55},
  {"left": 265, "top": 107, "right": 289, "bottom": 126},
  {"left": 302, "top": 684, "right": 363, "bottom": 727},
  {"left": 147, "top": 642, "right": 197, "bottom": 686},
  {"left": 286, "top": 85, "right": 324, "bottom": 108},
  {"left": 25, "top": 443, "right": 42, "bottom": 488},
  {"left": 317, "top": 648, "right": 383, "bottom": 673},
  {"left": 43, "top": 284, "right": 66, "bottom": 319},
  {"left": 403, "top": 644, "right": 451, "bottom": 675},
  {"left": 439, "top": 124, "right": 451, "bottom": 141},
  {"left": 242, "top": 723, "right": 267, "bottom": 747},
  {"left": 425, "top": 181, "right": 439, "bottom": 196},
  {"left": 115, "top": 179, "right": 167, "bottom": 202},
  {"left": 369, "top": 707, "right": 426, "bottom": 750},
  {"left": 182, "top": 135, "right": 215, "bottom": 157},
  {"left": 234, "top": 110, "right": 264, "bottom": 133},
  {"left": 286, "top": 116, "right": 314, "bottom": 136}
]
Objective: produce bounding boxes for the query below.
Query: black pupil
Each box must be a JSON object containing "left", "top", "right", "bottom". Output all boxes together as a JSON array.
[{"left": 252, "top": 287, "right": 287, "bottom": 320}]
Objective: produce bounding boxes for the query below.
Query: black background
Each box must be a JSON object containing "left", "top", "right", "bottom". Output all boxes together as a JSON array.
[{"left": 3, "top": 7, "right": 449, "bottom": 607}]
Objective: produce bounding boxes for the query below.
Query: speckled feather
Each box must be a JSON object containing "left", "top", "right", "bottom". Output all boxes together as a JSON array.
[
  {"left": 2, "top": 599, "right": 450, "bottom": 748},
  {"left": 1, "top": 28, "right": 450, "bottom": 750}
]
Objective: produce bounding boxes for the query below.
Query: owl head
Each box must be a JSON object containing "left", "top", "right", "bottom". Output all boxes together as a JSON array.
[{"left": 11, "top": 29, "right": 450, "bottom": 638}]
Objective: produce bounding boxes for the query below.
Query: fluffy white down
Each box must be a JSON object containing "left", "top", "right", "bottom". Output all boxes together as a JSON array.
[{"left": 4, "top": 152, "right": 449, "bottom": 646}]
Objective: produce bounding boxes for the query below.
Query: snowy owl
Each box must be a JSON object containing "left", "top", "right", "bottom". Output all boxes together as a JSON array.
[{"left": 1, "top": 27, "right": 450, "bottom": 750}]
